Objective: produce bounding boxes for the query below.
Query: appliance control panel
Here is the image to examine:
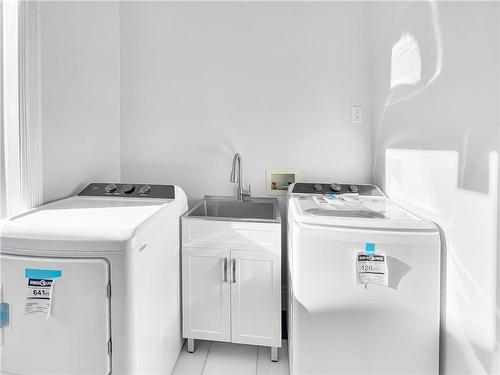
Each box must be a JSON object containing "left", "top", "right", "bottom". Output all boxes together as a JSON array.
[
  {"left": 77, "top": 183, "right": 175, "bottom": 199},
  {"left": 291, "top": 183, "right": 383, "bottom": 196}
]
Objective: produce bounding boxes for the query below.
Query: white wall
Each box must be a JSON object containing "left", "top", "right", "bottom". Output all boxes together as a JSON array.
[
  {"left": 119, "top": 2, "right": 372, "bottom": 203},
  {"left": 371, "top": 2, "right": 500, "bottom": 374},
  {"left": 40, "top": 1, "right": 120, "bottom": 203}
]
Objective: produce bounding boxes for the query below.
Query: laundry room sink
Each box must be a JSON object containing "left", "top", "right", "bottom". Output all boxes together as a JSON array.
[
  {"left": 181, "top": 195, "right": 282, "bottom": 357},
  {"left": 185, "top": 196, "right": 280, "bottom": 223}
]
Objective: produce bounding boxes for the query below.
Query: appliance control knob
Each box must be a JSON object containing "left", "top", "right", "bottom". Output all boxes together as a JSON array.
[
  {"left": 349, "top": 185, "right": 359, "bottom": 193},
  {"left": 314, "top": 184, "right": 323, "bottom": 192},
  {"left": 122, "top": 184, "right": 135, "bottom": 194},
  {"left": 330, "top": 183, "right": 342, "bottom": 192},
  {"left": 138, "top": 185, "right": 151, "bottom": 195},
  {"left": 104, "top": 184, "right": 117, "bottom": 193}
]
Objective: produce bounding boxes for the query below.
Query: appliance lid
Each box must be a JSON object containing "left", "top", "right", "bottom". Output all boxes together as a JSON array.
[
  {"left": 291, "top": 195, "right": 437, "bottom": 231},
  {"left": 0, "top": 196, "right": 179, "bottom": 252}
]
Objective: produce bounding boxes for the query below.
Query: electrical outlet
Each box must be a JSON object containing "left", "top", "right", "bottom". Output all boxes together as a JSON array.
[{"left": 351, "top": 105, "right": 363, "bottom": 124}]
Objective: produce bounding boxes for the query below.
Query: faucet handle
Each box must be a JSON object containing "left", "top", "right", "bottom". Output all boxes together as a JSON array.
[{"left": 242, "top": 184, "right": 251, "bottom": 198}]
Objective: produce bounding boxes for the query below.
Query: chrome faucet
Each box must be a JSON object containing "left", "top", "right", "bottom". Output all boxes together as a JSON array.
[{"left": 230, "top": 153, "right": 251, "bottom": 202}]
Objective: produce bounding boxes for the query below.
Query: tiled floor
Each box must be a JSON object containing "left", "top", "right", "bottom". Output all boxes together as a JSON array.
[{"left": 172, "top": 340, "right": 289, "bottom": 375}]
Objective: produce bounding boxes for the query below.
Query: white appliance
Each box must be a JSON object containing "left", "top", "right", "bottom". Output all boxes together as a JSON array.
[
  {"left": 287, "top": 183, "right": 440, "bottom": 375},
  {"left": 0, "top": 183, "right": 188, "bottom": 375}
]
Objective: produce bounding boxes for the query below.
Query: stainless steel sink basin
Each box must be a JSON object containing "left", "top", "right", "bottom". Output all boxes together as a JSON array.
[{"left": 184, "top": 196, "right": 280, "bottom": 223}]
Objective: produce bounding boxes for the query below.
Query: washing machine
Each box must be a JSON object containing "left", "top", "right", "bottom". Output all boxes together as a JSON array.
[
  {"left": 0, "top": 182, "right": 188, "bottom": 375},
  {"left": 287, "top": 182, "right": 440, "bottom": 375}
]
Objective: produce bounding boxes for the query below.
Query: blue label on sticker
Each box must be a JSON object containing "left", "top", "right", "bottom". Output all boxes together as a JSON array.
[
  {"left": 365, "top": 243, "right": 376, "bottom": 255},
  {"left": 25, "top": 269, "right": 62, "bottom": 279},
  {"left": 327, "top": 194, "right": 337, "bottom": 200}
]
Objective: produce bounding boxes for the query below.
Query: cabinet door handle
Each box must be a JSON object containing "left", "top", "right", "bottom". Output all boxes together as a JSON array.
[
  {"left": 223, "top": 257, "right": 228, "bottom": 282},
  {"left": 232, "top": 259, "right": 237, "bottom": 283}
]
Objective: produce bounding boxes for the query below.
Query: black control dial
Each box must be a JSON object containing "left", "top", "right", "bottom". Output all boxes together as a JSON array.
[
  {"left": 104, "top": 184, "right": 117, "bottom": 193},
  {"left": 122, "top": 184, "right": 135, "bottom": 194},
  {"left": 330, "top": 183, "right": 342, "bottom": 192},
  {"left": 138, "top": 185, "right": 151, "bottom": 195}
]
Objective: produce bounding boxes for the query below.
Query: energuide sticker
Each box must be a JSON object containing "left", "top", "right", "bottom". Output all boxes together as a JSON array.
[
  {"left": 25, "top": 278, "right": 55, "bottom": 315},
  {"left": 356, "top": 243, "right": 388, "bottom": 287},
  {"left": 24, "top": 269, "right": 62, "bottom": 318}
]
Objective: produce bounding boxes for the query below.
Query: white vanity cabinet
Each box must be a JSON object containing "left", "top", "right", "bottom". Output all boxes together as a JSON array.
[{"left": 181, "top": 216, "right": 282, "bottom": 360}]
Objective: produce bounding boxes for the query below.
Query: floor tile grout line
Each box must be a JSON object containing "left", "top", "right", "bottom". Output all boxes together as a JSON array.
[{"left": 200, "top": 341, "right": 212, "bottom": 375}]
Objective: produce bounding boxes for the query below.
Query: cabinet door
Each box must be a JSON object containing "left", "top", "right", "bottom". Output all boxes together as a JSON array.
[
  {"left": 230, "top": 250, "right": 281, "bottom": 347},
  {"left": 182, "top": 247, "right": 231, "bottom": 342}
]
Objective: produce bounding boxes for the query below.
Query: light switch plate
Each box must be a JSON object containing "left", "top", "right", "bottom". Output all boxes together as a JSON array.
[{"left": 351, "top": 105, "right": 363, "bottom": 124}]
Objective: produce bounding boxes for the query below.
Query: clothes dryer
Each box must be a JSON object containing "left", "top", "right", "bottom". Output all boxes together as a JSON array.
[{"left": 0, "top": 183, "right": 187, "bottom": 375}]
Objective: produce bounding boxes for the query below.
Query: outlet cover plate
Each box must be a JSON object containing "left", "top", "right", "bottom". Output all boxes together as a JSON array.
[{"left": 352, "top": 105, "right": 363, "bottom": 124}]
